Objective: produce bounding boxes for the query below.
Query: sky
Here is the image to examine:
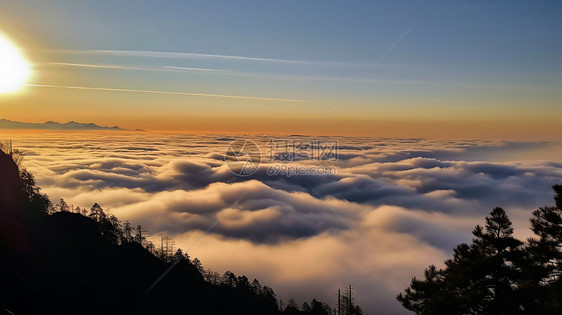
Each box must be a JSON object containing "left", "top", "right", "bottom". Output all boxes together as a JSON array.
[{"left": 0, "top": 0, "right": 560, "bottom": 137}]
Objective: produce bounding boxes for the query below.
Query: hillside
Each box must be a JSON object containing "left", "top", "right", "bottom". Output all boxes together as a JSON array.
[{"left": 0, "top": 150, "right": 289, "bottom": 314}]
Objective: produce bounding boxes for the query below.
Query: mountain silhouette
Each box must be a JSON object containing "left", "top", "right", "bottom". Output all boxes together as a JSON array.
[{"left": 0, "top": 119, "right": 126, "bottom": 130}]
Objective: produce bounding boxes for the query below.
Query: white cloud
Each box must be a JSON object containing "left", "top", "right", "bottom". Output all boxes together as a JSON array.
[{"left": 7, "top": 132, "right": 560, "bottom": 314}]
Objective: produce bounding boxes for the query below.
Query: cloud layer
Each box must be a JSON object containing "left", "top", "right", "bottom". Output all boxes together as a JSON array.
[{"left": 7, "top": 131, "right": 561, "bottom": 314}]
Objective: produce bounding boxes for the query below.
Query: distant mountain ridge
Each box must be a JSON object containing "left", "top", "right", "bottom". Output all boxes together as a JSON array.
[{"left": 0, "top": 119, "right": 126, "bottom": 130}]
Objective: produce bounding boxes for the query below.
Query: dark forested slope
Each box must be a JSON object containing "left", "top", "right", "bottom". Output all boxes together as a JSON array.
[{"left": 0, "top": 150, "right": 286, "bottom": 314}]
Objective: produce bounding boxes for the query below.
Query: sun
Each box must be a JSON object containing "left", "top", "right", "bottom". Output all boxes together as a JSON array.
[{"left": 0, "top": 34, "right": 31, "bottom": 94}]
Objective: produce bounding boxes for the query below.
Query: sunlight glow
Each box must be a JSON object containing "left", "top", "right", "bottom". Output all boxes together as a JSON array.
[{"left": 0, "top": 34, "right": 31, "bottom": 94}]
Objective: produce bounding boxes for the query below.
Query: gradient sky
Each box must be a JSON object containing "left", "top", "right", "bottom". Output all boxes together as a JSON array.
[{"left": 0, "top": 0, "right": 560, "bottom": 137}]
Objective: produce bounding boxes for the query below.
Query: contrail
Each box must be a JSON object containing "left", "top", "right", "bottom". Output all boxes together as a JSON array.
[
  {"left": 49, "top": 62, "right": 141, "bottom": 70},
  {"left": 49, "top": 62, "right": 223, "bottom": 72},
  {"left": 25, "top": 84, "right": 310, "bottom": 103},
  {"left": 53, "top": 49, "right": 362, "bottom": 67}
]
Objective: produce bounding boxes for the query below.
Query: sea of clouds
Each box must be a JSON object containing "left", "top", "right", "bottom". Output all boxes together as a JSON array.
[{"left": 6, "top": 131, "right": 562, "bottom": 314}]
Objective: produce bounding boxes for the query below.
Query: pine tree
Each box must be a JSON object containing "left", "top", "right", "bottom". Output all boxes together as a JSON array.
[
  {"left": 19, "top": 168, "right": 51, "bottom": 216},
  {"left": 122, "top": 221, "right": 134, "bottom": 243},
  {"left": 285, "top": 298, "right": 298, "bottom": 312},
  {"left": 192, "top": 258, "right": 204, "bottom": 275},
  {"left": 134, "top": 224, "right": 145, "bottom": 244},
  {"left": 174, "top": 248, "right": 186, "bottom": 261},
  {"left": 310, "top": 298, "right": 332, "bottom": 315},
  {"left": 222, "top": 271, "right": 237, "bottom": 288},
  {"left": 99, "top": 214, "right": 123, "bottom": 245},
  {"left": 57, "top": 198, "right": 69, "bottom": 212},
  {"left": 397, "top": 264, "right": 450, "bottom": 314},
  {"left": 261, "top": 286, "right": 277, "bottom": 309},
  {"left": 302, "top": 301, "right": 311, "bottom": 312},
  {"left": 250, "top": 279, "right": 262, "bottom": 296},
  {"left": 236, "top": 275, "right": 250, "bottom": 291},
  {"left": 398, "top": 207, "right": 523, "bottom": 314},
  {"left": 518, "top": 185, "right": 562, "bottom": 313},
  {"left": 89, "top": 203, "right": 105, "bottom": 222}
]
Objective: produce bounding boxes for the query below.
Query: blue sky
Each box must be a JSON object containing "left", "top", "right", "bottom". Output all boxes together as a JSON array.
[{"left": 0, "top": 0, "right": 560, "bottom": 133}]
